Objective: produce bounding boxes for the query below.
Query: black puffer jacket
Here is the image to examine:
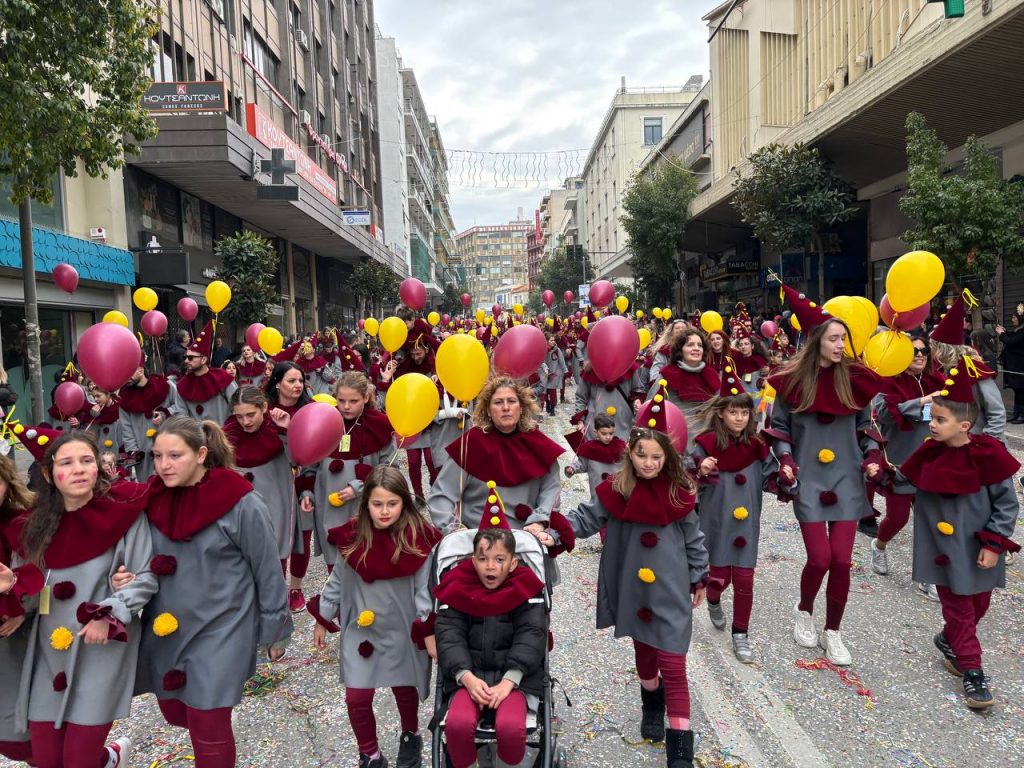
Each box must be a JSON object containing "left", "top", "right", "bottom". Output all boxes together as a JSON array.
[
  {"left": 435, "top": 598, "right": 547, "bottom": 698},
  {"left": 999, "top": 323, "right": 1024, "bottom": 390}
]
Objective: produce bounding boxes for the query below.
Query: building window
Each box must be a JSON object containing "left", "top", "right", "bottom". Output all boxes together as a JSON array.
[
  {"left": 0, "top": 173, "right": 63, "bottom": 231},
  {"left": 643, "top": 117, "right": 663, "bottom": 145},
  {"left": 243, "top": 22, "right": 279, "bottom": 86}
]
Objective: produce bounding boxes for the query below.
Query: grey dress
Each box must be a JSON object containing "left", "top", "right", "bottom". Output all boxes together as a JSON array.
[
  {"left": 118, "top": 377, "right": 185, "bottom": 481},
  {"left": 871, "top": 378, "right": 932, "bottom": 495},
  {"left": 176, "top": 371, "right": 238, "bottom": 424},
  {"left": 969, "top": 377, "right": 1006, "bottom": 443},
  {"left": 575, "top": 368, "right": 644, "bottom": 440},
  {"left": 429, "top": 394, "right": 472, "bottom": 472},
  {"left": 243, "top": 451, "right": 297, "bottom": 561},
  {"left": 429, "top": 461, "right": 561, "bottom": 533}
]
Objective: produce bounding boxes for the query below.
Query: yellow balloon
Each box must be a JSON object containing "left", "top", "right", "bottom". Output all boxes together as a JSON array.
[
  {"left": 545, "top": 317, "right": 555, "bottom": 327},
  {"left": 205, "top": 280, "right": 232, "bottom": 314},
  {"left": 475, "top": 309, "right": 486, "bottom": 324},
  {"left": 615, "top": 295, "right": 629, "bottom": 314},
  {"left": 379, "top": 316, "right": 409, "bottom": 353},
  {"left": 653, "top": 307, "right": 663, "bottom": 319},
  {"left": 103, "top": 310, "right": 129, "bottom": 327},
  {"left": 580, "top": 316, "right": 589, "bottom": 329},
  {"left": 638, "top": 328, "right": 652, "bottom": 350},
  {"left": 700, "top": 310, "right": 723, "bottom": 333},
  {"left": 823, "top": 296, "right": 878, "bottom": 357},
  {"left": 594, "top": 310, "right": 602, "bottom": 319},
  {"left": 386, "top": 373, "right": 440, "bottom": 438},
  {"left": 662, "top": 308, "right": 673, "bottom": 320},
  {"left": 885, "top": 251, "right": 945, "bottom": 312},
  {"left": 427, "top": 311, "right": 441, "bottom": 326},
  {"left": 436, "top": 334, "right": 490, "bottom": 402},
  {"left": 364, "top": 317, "right": 380, "bottom": 337},
  {"left": 133, "top": 287, "right": 158, "bottom": 312},
  {"left": 513, "top": 303, "right": 524, "bottom": 316},
  {"left": 863, "top": 330, "right": 914, "bottom": 377},
  {"left": 312, "top": 393, "right": 338, "bottom": 406},
  {"left": 257, "top": 327, "right": 284, "bottom": 356},
  {"left": 790, "top": 314, "right": 802, "bottom": 332},
  {"left": 635, "top": 310, "right": 645, "bottom": 319}
]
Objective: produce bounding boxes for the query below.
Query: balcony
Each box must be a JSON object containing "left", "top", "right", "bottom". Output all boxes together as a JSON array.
[
  {"left": 403, "top": 99, "right": 430, "bottom": 150},
  {"left": 407, "top": 185, "right": 433, "bottom": 229}
]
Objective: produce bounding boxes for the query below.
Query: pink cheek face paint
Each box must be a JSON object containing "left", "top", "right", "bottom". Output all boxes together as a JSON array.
[{"left": 56, "top": 473, "right": 64, "bottom": 484}]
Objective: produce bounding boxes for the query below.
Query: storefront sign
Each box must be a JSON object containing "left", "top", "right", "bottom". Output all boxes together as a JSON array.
[
  {"left": 143, "top": 81, "right": 227, "bottom": 113},
  {"left": 700, "top": 258, "right": 759, "bottom": 283},
  {"left": 678, "top": 108, "right": 706, "bottom": 168},
  {"left": 246, "top": 103, "right": 337, "bottom": 203},
  {"left": 304, "top": 124, "right": 349, "bottom": 174}
]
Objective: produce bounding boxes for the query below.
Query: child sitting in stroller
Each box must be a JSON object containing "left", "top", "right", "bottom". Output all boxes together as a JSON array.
[{"left": 434, "top": 526, "right": 547, "bottom": 768}]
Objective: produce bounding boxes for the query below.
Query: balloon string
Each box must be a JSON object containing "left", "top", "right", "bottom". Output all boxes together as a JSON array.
[
  {"left": 388, "top": 435, "right": 406, "bottom": 467},
  {"left": 0, "top": 405, "right": 22, "bottom": 447},
  {"left": 455, "top": 412, "right": 467, "bottom": 530},
  {"left": 962, "top": 288, "right": 979, "bottom": 310}
]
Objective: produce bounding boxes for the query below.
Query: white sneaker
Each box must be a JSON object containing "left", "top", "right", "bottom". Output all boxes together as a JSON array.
[
  {"left": 104, "top": 737, "right": 131, "bottom": 768},
  {"left": 819, "top": 629, "right": 852, "bottom": 666},
  {"left": 793, "top": 603, "right": 818, "bottom": 648},
  {"left": 870, "top": 539, "right": 889, "bottom": 575},
  {"left": 916, "top": 582, "right": 940, "bottom": 602}
]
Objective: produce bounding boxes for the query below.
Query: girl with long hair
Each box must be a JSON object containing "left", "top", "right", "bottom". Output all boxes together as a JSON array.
[
  {"left": 705, "top": 329, "right": 732, "bottom": 375},
  {"left": 12, "top": 428, "right": 155, "bottom": 768},
  {"left": 649, "top": 328, "right": 721, "bottom": 450},
  {"left": 82, "top": 382, "right": 122, "bottom": 457},
  {"left": 308, "top": 466, "right": 442, "bottom": 768},
  {"left": 235, "top": 345, "right": 266, "bottom": 388},
  {"left": 138, "top": 415, "right": 292, "bottom": 768}
]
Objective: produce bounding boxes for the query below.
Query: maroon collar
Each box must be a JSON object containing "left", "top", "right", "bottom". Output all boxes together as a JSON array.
[
  {"left": 176, "top": 368, "right": 235, "bottom": 403},
  {"left": 327, "top": 518, "right": 442, "bottom": 582},
  {"left": 295, "top": 355, "right": 329, "bottom": 373},
  {"left": 767, "top": 363, "right": 883, "bottom": 415},
  {"left": 659, "top": 363, "right": 720, "bottom": 402},
  {"left": 223, "top": 415, "right": 285, "bottom": 467},
  {"left": 595, "top": 474, "right": 695, "bottom": 526},
  {"left": 693, "top": 431, "right": 770, "bottom": 472},
  {"left": 146, "top": 468, "right": 252, "bottom": 540},
  {"left": 237, "top": 360, "right": 265, "bottom": 377},
  {"left": 327, "top": 409, "right": 394, "bottom": 459},
  {"left": 117, "top": 375, "right": 171, "bottom": 414},
  {"left": 900, "top": 434, "right": 1020, "bottom": 494},
  {"left": 433, "top": 557, "right": 544, "bottom": 617},
  {"left": 446, "top": 426, "right": 564, "bottom": 486},
  {"left": 577, "top": 436, "right": 626, "bottom": 465}
]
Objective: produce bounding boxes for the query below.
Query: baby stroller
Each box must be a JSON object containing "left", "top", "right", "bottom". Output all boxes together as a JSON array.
[{"left": 429, "top": 529, "right": 568, "bottom": 768}]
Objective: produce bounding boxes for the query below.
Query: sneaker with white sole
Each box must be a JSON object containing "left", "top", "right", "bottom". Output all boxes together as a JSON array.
[
  {"left": 104, "top": 737, "right": 131, "bottom": 768},
  {"left": 732, "top": 632, "right": 754, "bottom": 664},
  {"left": 916, "top": 582, "right": 940, "bottom": 602},
  {"left": 870, "top": 539, "right": 889, "bottom": 575},
  {"left": 707, "top": 601, "right": 726, "bottom": 631},
  {"left": 819, "top": 629, "right": 852, "bottom": 666},
  {"left": 793, "top": 603, "right": 818, "bottom": 648}
]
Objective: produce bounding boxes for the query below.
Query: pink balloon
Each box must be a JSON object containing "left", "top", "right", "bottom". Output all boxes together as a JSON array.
[
  {"left": 77, "top": 323, "right": 142, "bottom": 392},
  {"left": 441, "top": 313, "right": 451, "bottom": 325},
  {"left": 476, "top": 328, "right": 486, "bottom": 340},
  {"left": 760, "top": 321, "right": 779, "bottom": 339},
  {"left": 563, "top": 290, "right": 574, "bottom": 304},
  {"left": 141, "top": 310, "right": 168, "bottom": 337},
  {"left": 492, "top": 303, "right": 502, "bottom": 318},
  {"left": 574, "top": 311, "right": 582, "bottom": 320},
  {"left": 357, "top": 318, "right": 365, "bottom": 330},
  {"left": 461, "top": 293, "right": 472, "bottom": 307},
  {"left": 245, "top": 322, "right": 266, "bottom": 351},
  {"left": 53, "top": 263, "right": 79, "bottom": 294},
  {"left": 177, "top": 297, "right": 199, "bottom": 322},
  {"left": 880, "top": 294, "right": 930, "bottom": 331},
  {"left": 287, "top": 402, "right": 345, "bottom": 466},
  {"left": 399, "top": 278, "right": 427, "bottom": 311},
  {"left": 492, "top": 324, "right": 547, "bottom": 379},
  {"left": 636, "top": 398, "right": 688, "bottom": 453},
  {"left": 589, "top": 280, "right": 615, "bottom": 309},
  {"left": 587, "top": 316, "right": 640, "bottom": 383},
  {"left": 54, "top": 381, "right": 85, "bottom": 416},
  {"left": 542, "top": 290, "right": 555, "bottom": 307}
]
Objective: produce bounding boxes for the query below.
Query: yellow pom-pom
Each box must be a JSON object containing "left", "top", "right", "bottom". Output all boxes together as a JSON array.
[
  {"left": 606, "top": 406, "right": 616, "bottom": 416},
  {"left": 356, "top": 610, "right": 375, "bottom": 628},
  {"left": 940, "top": 389, "right": 949, "bottom": 397},
  {"left": 944, "top": 379, "right": 954, "bottom": 386},
  {"left": 730, "top": 388, "right": 739, "bottom": 395},
  {"left": 659, "top": 379, "right": 668, "bottom": 387},
  {"left": 153, "top": 612, "right": 179, "bottom": 637},
  {"left": 486, "top": 480, "right": 497, "bottom": 489},
  {"left": 724, "top": 366, "right": 733, "bottom": 374},
  {"left": 733, "top": 507, "right": 749, "bottom": 520},
  {"left": 937, "top": 521, "right": 954, "bottom": 536},
  {"left": 488, "top": 494, "right": 497, "bottom": 504},
  {"left": 38, "top": 435, "right": 49, "bottom": 446},
  {"left": 637, "top": 568, "right": 656, "bottom": 584},
  {"left": 146, "top": 428, "right": 157, "bottom": 438},
  {"left": 647, "top": 418, "right": 656, "bottom": 428},
  {"left": 817, "top": 449, "right": 835, "bottom": 464},
  {"left": 13, "top": 424, "right": 24, "bottom": 434},
  {"left": 949, "top": 368, "right": 959, "bottom": 376},
  {"left": 809, "top": 302, "right": 817, "bottom": 308},
  {"left": 328, "top": 492, "right": 344, "bottom": 507},
  {"left": 104, "top": 439, "right": 113, "bottom": 448},
  {"left": 653, "top": 394, "right": 663, "bottom": 403},
  {"left": 490, "top": 515, "right": 501, "bottom": 526},
  {"left": 50, "top": 627, "right": 74, "bottom": 651}
]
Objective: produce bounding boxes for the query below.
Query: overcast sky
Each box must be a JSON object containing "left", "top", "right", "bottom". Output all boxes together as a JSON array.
[{"left": 374, "top": 1, "right": 713, "bottom": 233}]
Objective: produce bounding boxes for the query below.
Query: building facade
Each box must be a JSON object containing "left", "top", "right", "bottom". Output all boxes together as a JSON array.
[
  {"left": 429, "top": 119, "right": 460, "bottom": 290},
  {"left": 374, "top": 33, "right": 411, "bottom": 278},
  {"left": 456, "top": 219, "right": 532, "bottom": 309}
]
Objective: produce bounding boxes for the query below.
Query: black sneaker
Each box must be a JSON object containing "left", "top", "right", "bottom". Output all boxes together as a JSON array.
[
  {"left": 358, "top": 753, "right": 388, "bottom": 768},
  {"left": 857, "top": 517, "right": 879, "bottom": 538},
  {"left": 933, "top": 632, "right": 962, "bottom": 677},
  {"left": 395, "top": 731, "right": 422, "bottom": 768},
  {"left": 962, "top": 669, "right": 994, "bottom": 710}
]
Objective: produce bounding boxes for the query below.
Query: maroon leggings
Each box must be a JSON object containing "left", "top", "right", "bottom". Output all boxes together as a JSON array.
[
  {"left": 877, "top": 493, "right": 913, "bottom": 543},
  {"left": 937, "top": 587, "right": 992, "bottom": 671},
  {"left": 445, "top": 687, "right": 527, "bottom": 768},
  {"left": 0, "top": 739, "right": 34, "bottom": 764},
  {"left": 707, "top": 565, "right": 755, "bottom": 632},
  {"left": 345, "top": 686, "right": 419, "bottom": 755},
  {"left": 798, "top": 520, "right": 856, "bottom": 631},
  {"left": 158, "top": 699, "right": 234, "bottom": 768},
  {"left": 289, "top": 529, "right": 314, "bottom": 579},
  {"left": 27, "top": 721, "right": 111, "bottom": 768},
  {"left": 406, "top": 448, "right": 438, "bottom": 497},
  {"left": 545, "top": 388, "right": 557, "bottom": 408},
  {"left": 633, "top": 640, "right": 690, "bottom": 719}
]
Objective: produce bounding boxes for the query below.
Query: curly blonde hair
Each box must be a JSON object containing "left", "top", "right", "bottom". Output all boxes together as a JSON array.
[{"left": 472, "top": 376, "right": 540, "bottom": 433}]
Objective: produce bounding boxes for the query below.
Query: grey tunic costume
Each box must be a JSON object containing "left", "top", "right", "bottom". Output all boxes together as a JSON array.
[
  {"left": 566, "top": 487, "right": 709, "bottom": 654},
  {"left": 245, "top": 450, "right": 297, "bottom": 560},
  {"left": 544, "top": 347, "right": 568, "bottom": 387},
  {"left": 871, "top": 384, "right": 931, "bottom": 495},
  {"left": 83, "top": 410, "right": 123, "bottom": 456},
  {"left": 16, "top": 516, "right": 156, "bottom": 729},
  {"left": 316, "top": 550, "right": 434, "bottom": 697},
  {"left": 118, "top": 380, "right": 185, "bottom": 481},
  {"left": 430, "top": 394, "right": 471, "bottom": 472},
  {"left": 969, "top": 377, "right": 1006, "bottom": 443},
  {"left": 136, "top": 492, "right": 293, "bottom": 709},
  {"left": 429, "top": 461, "right": 561, "bottom": 533},
  {"left": 0, "top": 620, "right": 29, "bottom": 742},
  {"left": 575, "top": 368, "right": 643, "bottom": 440},
  {"left": 177, "top": 373, "right": 238, "bottom": 424}
]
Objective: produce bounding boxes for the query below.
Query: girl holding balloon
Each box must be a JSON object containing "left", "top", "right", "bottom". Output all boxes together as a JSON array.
[{"left": 81, "top": 382, "right": 123, "bottom": 459}]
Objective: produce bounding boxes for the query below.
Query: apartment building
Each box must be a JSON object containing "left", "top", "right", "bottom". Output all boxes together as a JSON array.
[
  {"left": 456, "top": 219, "right": 532, "bottom": 309},
  {"left": 429, "top": 119, "right": 460, "bottom": 289}
]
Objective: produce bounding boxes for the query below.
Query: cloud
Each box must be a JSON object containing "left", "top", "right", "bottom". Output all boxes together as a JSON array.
[{"left": 374, "top": 0, "right": 711, "bottom": 231}]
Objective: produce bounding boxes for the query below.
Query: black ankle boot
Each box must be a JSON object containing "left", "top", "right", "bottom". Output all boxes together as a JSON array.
[
  {"left": 639, "top": 683, "right": 665, "bottom": 741},
  {"left": 665, "top": 728, "right": 695, "bottom": 767},
  {"left": 395, "top": 731, "right": 422, "bottom": 768}
]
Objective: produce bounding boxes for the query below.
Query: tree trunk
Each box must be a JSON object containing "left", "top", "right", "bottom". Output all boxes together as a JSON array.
[
  {"left": 812, "top": 233, "right": 826, "bottom": 301},
  {"left": 20, "top": 196, "right": 45, "bottom": 423}
]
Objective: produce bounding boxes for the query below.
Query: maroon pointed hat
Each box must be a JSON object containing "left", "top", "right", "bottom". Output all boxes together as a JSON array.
[
  {"left": 778, "top": 284, "right": 832, "bottom": 332},
  {"left": 480, "top": 481, "right": 511, "bottom": 530},
  {"left": 12, "top": 423, "right": 63, "bottom": 462},
  {"left": 636, "top": 378, "right": 670, "bottom": 433},
  {"left": 272, "top": 340, "right": 303, "bottom": 363},
  {"left": 930, "top": 290, "right": 977, "bottom": 346},
  {"left": 719, "top": 360, "right": 744, "bottom": 398},
  {"left": 731, "top": 323, "right": 751, "bottom": 340},
  {"left": 188, "top": 320, "right": 215, "bottom": 358},
  {"left": 937, "top": 355, "right": 980, "bottom": 404}
]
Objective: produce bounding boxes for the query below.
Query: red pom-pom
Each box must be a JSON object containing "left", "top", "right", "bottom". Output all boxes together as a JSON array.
[
  {"left": 355, "top": 463, "right": 374, "bottom": 482},
  {"left": 640, "top": 532, "right": 659, "bottom": 548},
  {"left": 328, "top": 459, "right": 345, "bottom": 473},
  {"left": 243, "top": 472, "right": 255, "bottom": 482},
  {"left": 734, "top": 473, "right": 747, "bottom": 486},
  {"left": 819, "top": 490, "right": 838, "bottom": 506},
  {"left": 358, "top": 641, "right": 374, "bottom": 658},
  {"left": 733, "top": 536, "right": 747, "bottom": 548},
  {"left": 163, "top": 670, "right": 187, "bottom": 691},
  {"left": 514, "top": 504, "right": 532, "bottom": 522},
  {"left": 53, "top": 672, "right": 67, "bottom": 692},
  {"left": 600, "top": 472, "right": 611, "bottom": 481},
  {"left": 51, "top": 581, "right": 76, "bottom": 600},
  {"left": 636, "top": 607, "right": 654, "bottom": 623},
  {"left": 195, "top": 404, "right": 204, "bottom": 415},
  {"left": 150, "top": 555, "right": 178, "bottom": 576},
  {"left": 934, "top": 554, "right": 951, "bottom": 566}
]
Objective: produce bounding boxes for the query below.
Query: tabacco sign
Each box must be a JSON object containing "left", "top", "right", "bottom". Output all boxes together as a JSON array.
[
  {"left": 700, "top": 258, "right": 760, "bottom": 283},
  {"left": 246, "top": 103, "right": 338, "bottom": 203},
  {"left": 143, "top": 81, "right": 227, "bottom": 113}
]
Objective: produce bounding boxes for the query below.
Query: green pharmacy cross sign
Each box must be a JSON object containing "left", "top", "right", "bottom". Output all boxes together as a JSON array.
[{"left": 927, "top": 0, "right": 965, "bottom": 17}]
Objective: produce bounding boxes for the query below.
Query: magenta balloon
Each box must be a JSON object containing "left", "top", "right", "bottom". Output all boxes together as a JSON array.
[
  {"left": 880, "top": 294, "right": 930, "bottom": 331},
  {"left": 357, "top": 318, "right": 365, "bottom": 330},
  {"left": 77, "top": 323, "right": 142, "bottom": 392},
  {"left": 636, "top": 398, "right": 688, "bottom": 453},
  {"left": 461, "top": 293, "right": 472, "bottom": 307},
  {"left": 492, "top": 324, "right": 547, "bottom": 379},
  {"left": 575, "top": 311, "right": 582, "bottom": 320},
  {"left": 587, "top": 316, "right": 640, "bottom": 383},
  {"left": 442, "top": 313, "right": 451, "bottom": 325},
  {"left": 760, "top": 321, "right": 779, "bottom": 339},
  {"left": 141, "top": 310, "right": 168, "bottom": 337},
  {"left": 54, "top": 381, "right": 85, "bottom": 416},
  {"left": 177, "top": 297, "right": 199, "bottom": 322},
  {"left": 492, "top": 303, "right": 502, "bottom": 318},
  {"left": 53, "top": 263, "right": 79, "bottom": 294},
  {"left": 589, "top": 280, "right": 615, "bottom": 308},
  {"left": 287, "top": 402, "right": 345, "bottom": 466},
  {"left": 245, "top": 322, "right": 266, "bottom": 351},
  {"left": 542, "top": 290, "right": 555, "bottom": 307},
  {"left": 476, "top": 328, "right": 486, "bottom": 340},
  {"left": 399, "top": 278, "right": 427, "bottom": 311},
  {"left": 563, "top": 290, "right": 574, "bottom": 303}
]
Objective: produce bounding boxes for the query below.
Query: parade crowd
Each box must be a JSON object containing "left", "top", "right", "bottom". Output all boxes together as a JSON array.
[{"left": 0, "top": 264, "right": 1020, "bottom": 768}]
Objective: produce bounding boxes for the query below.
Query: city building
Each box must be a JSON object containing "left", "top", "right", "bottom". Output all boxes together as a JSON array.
[
  {"left": 374, "top": 32, "right": 410, "bottom": 279},
  {"left": 429, "top": 119, "right": 460, "bottom": 290},
  {"left": 456, "top": 216, "right": 532, "bottom": 309},
  {"left": 527, "top": 223, "right": 544, "bottom": 293},
  {"left": 528, "top": 176, "right": 583, "bottom": 294}
]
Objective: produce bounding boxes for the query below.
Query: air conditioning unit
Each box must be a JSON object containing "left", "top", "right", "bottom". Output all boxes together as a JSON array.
[
  {"left": 295, "top": 28, "right": 309, "bottom": 51},
  {"left": 300, "top": 109, "right": 312, "bottom": 126}
]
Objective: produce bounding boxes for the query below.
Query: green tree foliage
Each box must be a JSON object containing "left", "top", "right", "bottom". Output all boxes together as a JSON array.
[
  {"left": 621, "top": 158, "right": 699, "bottom": 307},
  {"left": 731, "top": 143, "right": 856, "bottom": 299},
  {"left": 900, "top": 111, "right": 1024, "bottom": 288},
  {"left": 349, "top": 259, "right": 400, "bottom": 315},
  {"left": 535, "top": 244, "right": 593, "bottom": 314},
  {"left": 214, "top": 231, "right": 279, "bottom": 329},
  {"left": 438, "top": 282, "right": 464, "bottom": 316}
]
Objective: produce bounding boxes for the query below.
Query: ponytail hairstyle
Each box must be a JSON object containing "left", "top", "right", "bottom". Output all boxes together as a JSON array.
[
  {"left": 157, "top": 414, "right": 236, "bottom": 470},
  {"left": 334, "top": 370, "right": 376, "bottom": 410},
  {"left": 612, "top": 427, "right": 695, "bottom": 505},
  {"left": 21, "top": 431, "right": 109, "bottom": 567},
  {"left": 696, "top": 392, "right": 759, "bottom": 451},
  {"left": 231, "top": 385, "right": 270, "bottom": 410},
  {"left": 341, "top": 466, "right": 433, "bottom": 568}
]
